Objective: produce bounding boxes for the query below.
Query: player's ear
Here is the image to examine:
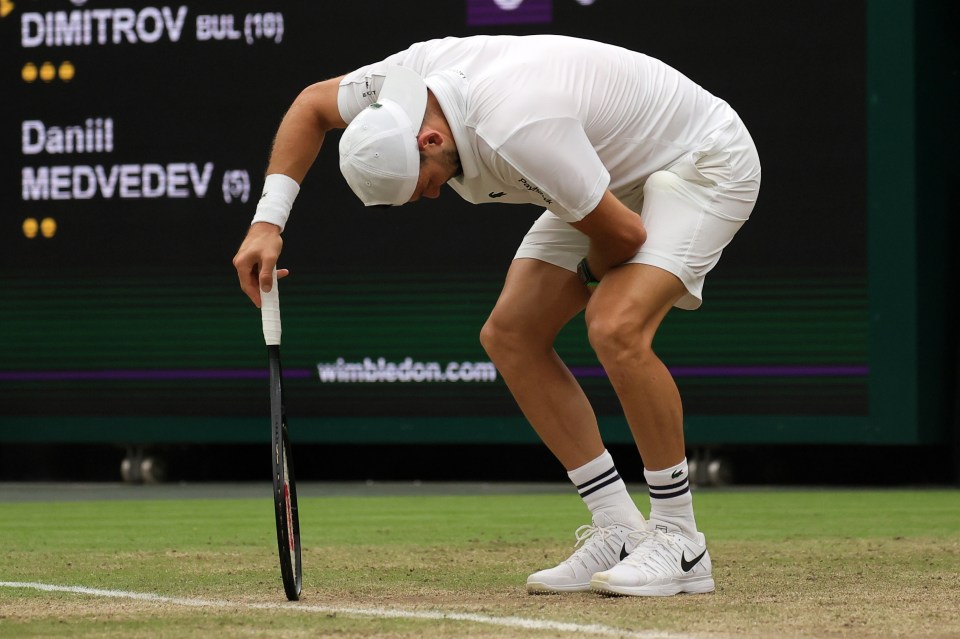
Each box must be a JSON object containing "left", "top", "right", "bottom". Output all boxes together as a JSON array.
[{"left": 416, "top": 129, "right": 443, "bottom": 150}]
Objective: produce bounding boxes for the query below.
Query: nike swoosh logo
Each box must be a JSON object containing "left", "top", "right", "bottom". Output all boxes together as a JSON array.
[
  {"left": 619, "top": 544, "right": 630, "bottom": 561},
  {"left": 680, "top": 549, "right": 707, "bottom": 572}
]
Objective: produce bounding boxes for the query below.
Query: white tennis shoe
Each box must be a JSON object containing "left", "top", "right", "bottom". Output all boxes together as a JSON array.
[
  {"left": 526, "top": 511, "right": 646, "bottom": 593},
  {"left": 590, "top": 523, "right": 715, "bottom": 596}
]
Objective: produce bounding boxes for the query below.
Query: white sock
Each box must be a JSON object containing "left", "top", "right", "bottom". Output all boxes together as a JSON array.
[
  {"left": 567, "top": 450, "right": 643, "bottom": 526},
  {"left": 644, "top": 458, "right": 698, "bottom": 538}
]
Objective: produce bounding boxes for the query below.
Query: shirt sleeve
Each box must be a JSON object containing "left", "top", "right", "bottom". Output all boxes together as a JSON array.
[
  {"left": 336, "top": 49, "right": 413, "bottom": 124},
  {"left": 493, "top": 117, "right": 610, "bottom": 223},
  {"left": 337, "top": 64, "right": 387, "bottom": 124}
]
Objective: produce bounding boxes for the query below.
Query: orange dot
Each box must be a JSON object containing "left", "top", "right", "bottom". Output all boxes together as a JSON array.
[
  {"left": 22, "top": 218, "right": 39, "bottom": 239},
  {"left": 40, "top": 217, "right": 57, "bottom": 238},
  {"left": 22, "top": 62, "right": 37, "bottom": 83},
  {"left": 39, "top": 62, "right": 56, "bottom": 82},
  {"left": 58, "top": 61, "right": 75, "bottom": 82}
]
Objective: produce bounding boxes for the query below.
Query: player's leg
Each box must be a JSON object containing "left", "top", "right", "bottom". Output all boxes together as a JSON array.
[
  {"left": 585, "top": 263, "right": 687, "bottom": 474},
  {"left": 584, "top": 261, "right": 714, "bottom": 596},
  {"left": 587, "top": 259, "right": 707, "bottom": 549},
  {"left": 481, "top": 214, "right": 645, "bottom": 593},
  {"left": 480, "top": 257, "right": 598, "bottom": 467},
  {"left": 590, "top": 141, "right": 759, "bottom": 595}
]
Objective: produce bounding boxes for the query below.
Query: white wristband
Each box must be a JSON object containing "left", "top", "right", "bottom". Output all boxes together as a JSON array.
[{"left": 251, "top": 173, "right": 300, "bottom": 232}]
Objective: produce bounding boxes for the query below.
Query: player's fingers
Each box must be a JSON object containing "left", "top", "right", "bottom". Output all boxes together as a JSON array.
[
  {"left": 245, "top": 268, "right": 263, "bottom": 308},
  {"left": 259, "top": 256, "right": 278, "bottom": 294},
  {"left": 277, "top": 268, "right": 290, "bottom": 280},
  {"left": 232, "top": 253, "right": 262, "bottom": 307},
  {"left": 233, "top": 223, "right": 282, "bottom": 307}
]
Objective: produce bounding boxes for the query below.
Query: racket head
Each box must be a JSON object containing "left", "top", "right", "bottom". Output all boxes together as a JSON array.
[{"left": 269, "top": 345, "right": 302, "bottom": 601}]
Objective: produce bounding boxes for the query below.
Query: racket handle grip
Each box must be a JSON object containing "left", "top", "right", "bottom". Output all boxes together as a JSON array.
[{"left": 261, "top": 268, "right": 282, "bottom": 346}]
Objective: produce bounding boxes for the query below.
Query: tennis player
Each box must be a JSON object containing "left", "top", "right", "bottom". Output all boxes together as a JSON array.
[{"left": 233, "top": 35, "right": 761, "bottom": 597}]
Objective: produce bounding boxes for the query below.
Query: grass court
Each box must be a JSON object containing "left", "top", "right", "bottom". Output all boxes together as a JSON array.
[{"left": 1, "top": 485, "right": 958, "bottom": 638}]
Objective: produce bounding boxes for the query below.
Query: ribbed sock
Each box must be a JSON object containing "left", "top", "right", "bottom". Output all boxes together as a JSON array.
[
  {"left": 644, "top": 458, "right": 698, "bottom": 538},
  {"left": 567, "top": 450, "right": 643, "bottom": 525}
]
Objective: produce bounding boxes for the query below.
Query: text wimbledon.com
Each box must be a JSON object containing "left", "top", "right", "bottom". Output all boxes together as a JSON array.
[{"left": 317, "top": 358, "right": 498, "bottom": 383}]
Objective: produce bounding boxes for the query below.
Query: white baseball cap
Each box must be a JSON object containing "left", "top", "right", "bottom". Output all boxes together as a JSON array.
[{"left": 338, "top": 65, "right": 428, "bottom": 207}]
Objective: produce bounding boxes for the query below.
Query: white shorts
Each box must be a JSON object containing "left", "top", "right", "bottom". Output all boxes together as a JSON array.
[{"left": 514, "top": 122, "right": 761, "bottom": 310}]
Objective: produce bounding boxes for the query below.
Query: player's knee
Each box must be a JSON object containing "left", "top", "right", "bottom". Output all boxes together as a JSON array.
[
  {"left": 478, "top": 319, "right": 496, "bottom": 355},
  {"left": 479, "top": 316, "right": 513, "bottom": 361},
  {"left": 587, "top": 315, "right": 655, "bottom": 369},
  {"left": 480, "top": 315, "right": 538, "bottom": 365}
]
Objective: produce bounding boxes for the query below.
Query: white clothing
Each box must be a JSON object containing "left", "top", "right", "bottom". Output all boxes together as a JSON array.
[{"left": 337, "top": 35, "right": 761, "bottom": 308}]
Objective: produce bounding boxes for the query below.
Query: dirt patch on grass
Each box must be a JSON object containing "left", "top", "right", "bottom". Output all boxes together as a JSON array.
[
  {"left": 3, "top": 536, "right": 958, "bottom": 638},
  {"left": 285, "top": 537, "right": 960, "bottom": 638}
]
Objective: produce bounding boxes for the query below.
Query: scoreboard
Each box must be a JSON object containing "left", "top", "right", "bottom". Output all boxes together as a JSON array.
[{"left": 1, "top": 1, "right": 945, "bottom": 447}]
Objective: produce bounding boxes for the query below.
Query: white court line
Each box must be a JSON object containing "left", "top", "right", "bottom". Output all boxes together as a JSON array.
[{"left": 0, "top": 581, "right": 692, "bottom": 639}]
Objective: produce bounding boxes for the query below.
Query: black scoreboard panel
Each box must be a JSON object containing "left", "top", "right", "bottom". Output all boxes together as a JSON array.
[{"left": 2, "top": 1, "right": 880, "bottom": 445}]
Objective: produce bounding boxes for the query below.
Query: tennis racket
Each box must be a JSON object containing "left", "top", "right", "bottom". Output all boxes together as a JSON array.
[{"left": 261, "top": 268, "right": 302, "bottom": 601}]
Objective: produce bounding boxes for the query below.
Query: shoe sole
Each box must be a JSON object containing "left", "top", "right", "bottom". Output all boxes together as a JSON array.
[
  {"left": 590, "top": 575, "right": 715, "bottom": 597},
  {"left": 526, "top": 581, "right": 591, "bottom": 594}
]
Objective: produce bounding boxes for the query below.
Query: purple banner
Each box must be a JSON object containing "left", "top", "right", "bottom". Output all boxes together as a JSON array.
[
  {"left": 0, "top": 365, "right": 869, "bottom": 383},
  {"left": 0, "top": 369, "right": 314, "bottom": 382},
  {"left": 570, "top": 365, "right": 870, "bottom": 379},
  {"left": 466, "top": 0, "right": 553, "bottom": 26}
]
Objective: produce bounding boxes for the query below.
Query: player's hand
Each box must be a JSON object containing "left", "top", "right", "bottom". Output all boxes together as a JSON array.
[{"left": 232, "top": 222, "right": 289, "bottom": 307}]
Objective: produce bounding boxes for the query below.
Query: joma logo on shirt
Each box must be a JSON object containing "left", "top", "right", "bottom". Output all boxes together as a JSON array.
[{"left": 518, "top": 177, "right": 552, "bottom": 204}]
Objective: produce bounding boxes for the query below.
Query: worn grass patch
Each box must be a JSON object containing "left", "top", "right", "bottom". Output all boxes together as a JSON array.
[{"left": 1, "top": 489, "right": 958, "bottom": 638}]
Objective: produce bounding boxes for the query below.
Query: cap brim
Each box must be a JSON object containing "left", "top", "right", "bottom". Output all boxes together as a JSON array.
[{"left": 379, "top": 65, "right": 428, "bottom": 133}]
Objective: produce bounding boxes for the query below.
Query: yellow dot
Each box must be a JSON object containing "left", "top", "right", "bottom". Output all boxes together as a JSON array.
[
  {"left": 39, "top": 62, "right": 55, "bottom": 82},
  {"left": 58, "top": 61, "right": 75, "bottom": 82},
  {"left": 40, "top": 217, "right": 57, "bottom": 238},
  {"left": 22, "top": 218, "right": 39, "bottom": 239},
  {"left": 22, "top": 62, "right": 37, "bottom": 83}
]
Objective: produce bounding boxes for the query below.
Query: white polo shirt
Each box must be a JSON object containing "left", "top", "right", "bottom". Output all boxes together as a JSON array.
[{"left": 338, "top": 35, "right": 742, "bottom": 223}]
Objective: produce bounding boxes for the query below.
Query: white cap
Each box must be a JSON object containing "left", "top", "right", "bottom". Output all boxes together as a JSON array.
[{"left": 338, "top": 65, "right": 428, "bottom": 207}]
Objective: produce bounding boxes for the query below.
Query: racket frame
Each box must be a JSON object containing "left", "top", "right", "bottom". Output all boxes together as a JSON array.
[{"left": 262, "top": 271, "right": 302, "bottom": 601}]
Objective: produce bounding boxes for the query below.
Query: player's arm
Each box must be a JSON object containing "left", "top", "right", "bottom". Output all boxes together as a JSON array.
[
  {"left": 492, "top": 108, "right": 644, "bottom": 281},
  {"left": 265, "top": 75, "right": 348, "bottom": 182},
  {"left": 233, "top": 76, "right": 347, "bottom": 307},
  {"left": 569, "top": 190, "right": 647, "bottom": 281}
]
